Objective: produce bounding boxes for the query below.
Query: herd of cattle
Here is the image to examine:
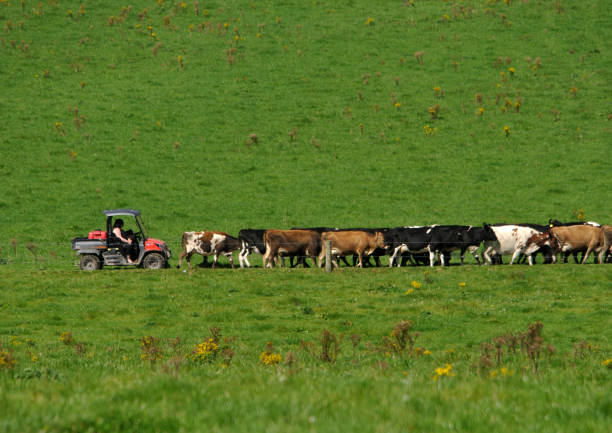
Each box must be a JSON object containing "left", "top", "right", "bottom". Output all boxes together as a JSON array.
[{"left": 176, "top": 220, "right": 612, "bottom": 270}]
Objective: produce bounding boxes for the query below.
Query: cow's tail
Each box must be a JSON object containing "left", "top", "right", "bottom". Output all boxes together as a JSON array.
[
  {"left": 180, "top": 232, "right": 190, "bottom": 248},
  {"left": 262, "top": 231, "right": 271, "bottom": 267}
]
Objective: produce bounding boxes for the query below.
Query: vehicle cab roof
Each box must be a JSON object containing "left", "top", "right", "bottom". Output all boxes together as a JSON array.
[{"left": 103, "top": 209, "right": 141, "bottom": 217}]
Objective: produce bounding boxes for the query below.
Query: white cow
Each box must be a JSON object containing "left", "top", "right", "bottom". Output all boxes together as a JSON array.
[{"left": 483, "top": 225, "right": 546, "bottom": 266}]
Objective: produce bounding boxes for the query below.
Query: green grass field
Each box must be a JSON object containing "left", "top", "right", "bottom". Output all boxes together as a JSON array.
[
  {"left": 1, "top": 266, "right": 611, "bottom": 432},
  {"left": 1, "top": 0, "right": 610, "bottom": 431}
]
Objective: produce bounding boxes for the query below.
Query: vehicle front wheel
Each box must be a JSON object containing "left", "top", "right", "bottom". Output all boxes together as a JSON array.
[
  {"left": 80, "top": 254, "right": 101, "bottom": 271},
  {"left": 142, "top": 252, "right": 166, "bottom": 269}
]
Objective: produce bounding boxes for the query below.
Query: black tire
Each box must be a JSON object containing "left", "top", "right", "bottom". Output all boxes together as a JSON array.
[
  {"left": 142, "top": 252, "right": 165, "bottom": 270},
  {"left": 80, "top": 254, "right": 101, "bottom": 271}
]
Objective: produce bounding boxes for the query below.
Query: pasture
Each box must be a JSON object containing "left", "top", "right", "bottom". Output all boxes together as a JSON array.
[
  {"left": 0, "top": 0, "right": 610, "bottom": 431},
  {"left": 1, "top": 267, "right": 611, "bottom": 432}
]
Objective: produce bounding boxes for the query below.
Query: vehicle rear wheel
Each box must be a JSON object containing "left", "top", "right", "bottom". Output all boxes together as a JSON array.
[
  {"left": 80, "top": 254, "right": 101, "bottom": 271},
  {"left": 142, "top": 252, "right": 165, "bottom": 269}
]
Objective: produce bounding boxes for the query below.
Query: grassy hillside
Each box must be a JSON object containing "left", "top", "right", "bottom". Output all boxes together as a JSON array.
[{"left": 1, "top": 0, "right": 610, "bottom": 262}]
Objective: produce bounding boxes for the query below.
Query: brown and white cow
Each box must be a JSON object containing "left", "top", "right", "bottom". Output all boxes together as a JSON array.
[
  {"left": 177, "top": 231, "right": 241, "bottom": 270},
  {"left": 525, "top": 225, "right": 608, "bottom": 264},
  {"left": 262, "top": 229, "right": 322, "bottom": 268},
  {"left": 318, "top": 230, "right": 387, "bottom": 268}
]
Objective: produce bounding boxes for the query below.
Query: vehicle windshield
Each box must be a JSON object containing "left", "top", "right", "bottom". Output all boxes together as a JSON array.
[{"left": 135, "top": 215, "right": 148, "bottom": 238}]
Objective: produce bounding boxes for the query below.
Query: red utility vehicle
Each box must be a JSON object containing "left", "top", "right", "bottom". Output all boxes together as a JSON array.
[{"left": 71, "top": 209, "right": 171, "bottom": 270}]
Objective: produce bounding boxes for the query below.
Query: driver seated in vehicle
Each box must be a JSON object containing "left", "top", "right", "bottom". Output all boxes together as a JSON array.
[{"left": 112, "top": 219, "right": 139, "bottom": 264}]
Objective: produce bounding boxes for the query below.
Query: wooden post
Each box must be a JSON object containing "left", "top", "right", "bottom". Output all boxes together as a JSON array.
[{"left": 325, "top": 240, "right": 332, "bottom": 273}]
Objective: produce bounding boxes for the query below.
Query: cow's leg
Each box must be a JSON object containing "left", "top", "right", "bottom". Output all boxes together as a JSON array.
[
  {"left": 357, "top": 252, "right": 363, "bottom": 268},
  {"left": 262, "top": 248, "right": 272, "bottom": 268},
  {"left": 177, "top": 249, "right": 187, "bottom": 269},
  {"left": 581, "top": 250, "right": 590, "bottom": 264},
  {"left": 483, "top": 247, "right": 492, "bottom": 265},
  {"left": 227, "top": 252, "right": 234, "bottom": 268},
  {"left": 238, "top": 247, "right": 248, "bottom": 268},
  {"left": 509, "top": 249, "right": 522, "bottom": 265},
  {"left": 428, "top": 249, "right": 435, "bottom": 267},
  {"left": 389, "top": 247, "right": 399, "bottom": 267},
  {"left": 469, "top": 246, "right": 481, "bottom": 265},
  {"left": 528, "top": 253, "right": 534, "bottom": 266},
  {"left": 338, "top": 256, "right": 350, "bottom": 267},
  {"left": 186, "top": 251, "right": 195, "bottom": 270},
  {"left": 581, "top": 244, "right": 595, "bottom": 264},
  {"left": 212, "top": 253, "right": 218, "bottom": 269},
  {"left": 440, "top": 251, "right": 446, "bottom": 267}
]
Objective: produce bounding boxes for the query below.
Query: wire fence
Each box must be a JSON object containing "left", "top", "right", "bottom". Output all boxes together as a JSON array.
[{"left": 1, "top": 236, "right": 610, "bottom": 269}]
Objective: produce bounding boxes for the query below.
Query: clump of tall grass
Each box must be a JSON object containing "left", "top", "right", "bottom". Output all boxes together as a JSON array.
[
  {"left": 0, "top": 341, "right": 17, "bottom": 370},
  {"left": 141, "top": 335, "right": 163, "bottom": 367},
  {"left": 320, "top": 329, "right": 341, "bottom": 363},
  {"left": 381, "top": 320, "right": 419, "bottom": 356},
  {"left": 476, "top": 322, "right": 556, "bottom": 375}
]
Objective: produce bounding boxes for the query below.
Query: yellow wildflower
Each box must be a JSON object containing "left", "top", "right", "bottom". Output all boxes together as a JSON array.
[
  {"left": 190, "top": 337, "right": 219, "bottom": 363},
  {"left": 260, "top": 351, "right": 282, "bottom": 365},
  {"left": 433, "top": 364, "right": 455, "bottom": 380},
  {"left": 411, "top": 280, "right": 422, "bottom": 289}
]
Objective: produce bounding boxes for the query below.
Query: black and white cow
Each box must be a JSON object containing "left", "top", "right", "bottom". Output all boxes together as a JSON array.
[
  {"left": 237, "top": 229, "right": 267, "bottom": 268},
  {"left": 386, "top": 226, "right": 433, "bottom": 267},
  {"left": 427, "top": 225, "right": 497, "bottom": 266}
]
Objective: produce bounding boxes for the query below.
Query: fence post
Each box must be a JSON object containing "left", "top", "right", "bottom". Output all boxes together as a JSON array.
[{"left": 325, "top": 240, "right": 332, "bottom": 273}]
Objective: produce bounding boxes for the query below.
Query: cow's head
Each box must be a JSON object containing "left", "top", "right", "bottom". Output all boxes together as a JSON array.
[
  {"left": 524, "top": 231, "right": 559, "bottom": 255},
  {"left": 375, "top": 231, "right": 388, "bottom": 249}
]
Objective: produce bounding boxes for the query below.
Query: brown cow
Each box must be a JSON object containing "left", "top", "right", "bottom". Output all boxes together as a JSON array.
[
  {"left": 263, "top": 229, "right": 322, "bottom": 268},
  {"left": 177, "top": 231, "right": 241, "bottom": 270},
  {"left": 526, "top": 225, "right": 607, "bottom": 264},
  {"left": 318, "top": 230, "right": 387, "bottom": 268}
]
